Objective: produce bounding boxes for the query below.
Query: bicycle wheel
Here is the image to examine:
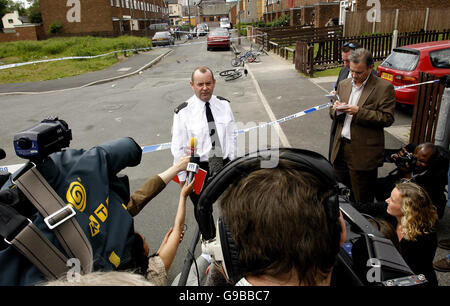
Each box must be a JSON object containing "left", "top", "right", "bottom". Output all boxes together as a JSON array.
[
  {"left": 225, "top": 70, "right": 242, "bottom": 81},
  {"left": 219, "top": 69, "right": 236, "bottom": 77},
  {"left": 231, "top": 58, "right": 242, "bottom": 67}
]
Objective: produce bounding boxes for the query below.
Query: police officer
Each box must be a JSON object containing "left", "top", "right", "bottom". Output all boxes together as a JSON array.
[{"left": 171, "top": 66, "right": 237, "bottom": 203}]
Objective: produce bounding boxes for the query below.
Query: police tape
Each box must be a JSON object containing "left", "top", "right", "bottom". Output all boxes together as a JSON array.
[
  {"left": 0, "top": 47, "right": 152, "bottom": 70},
  {"left": 0, "top": 32, "right": 266, "bottom": 71},
  {"left": 393, "top": 79, "right": 439, "bottom": 90},
  {"left": 0, "top": 101, "right": 332, "bottom": 172},
  {"left": 0, "top": 76, "right": 443, "bottom": 171},
  {"left": 139, "top": 102, "right": 333, "bottom": 153}
]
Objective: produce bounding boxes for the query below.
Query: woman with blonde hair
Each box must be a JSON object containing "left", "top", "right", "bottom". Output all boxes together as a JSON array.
[{"left": 386, "top": 181, "right": 438, "bottom": 286}]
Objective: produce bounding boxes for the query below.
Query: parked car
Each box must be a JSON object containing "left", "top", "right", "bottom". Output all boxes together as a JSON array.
[
  {"left": 220, "top": 17, "right": 232, "bottom": 30},
  {"left": 207, "top": 28, "right": 230, "bottom": 51},
  {"left": 197, "top": 23, "right": 209, "bottom": 36},
  {"left": 151, "top": 31, "right": 174, "bottom": 46},
  {"left": 377, "top": 40, "right": 450, "bottom": 105}
]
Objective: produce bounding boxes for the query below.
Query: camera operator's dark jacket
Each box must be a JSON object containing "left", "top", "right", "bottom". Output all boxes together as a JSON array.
[
  {"left": 0, "top": 137, "right": 142, "bottom": 285},
  {"left": 375, "top": 144, "right": 449, "bottom": 218}
]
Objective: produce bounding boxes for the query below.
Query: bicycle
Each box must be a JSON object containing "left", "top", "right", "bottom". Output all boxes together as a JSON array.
[
  {"left": 231, "top": 46, "right": 262, "bottom": 67},
  {"left": 231, "top": 44, "right": 268, "bottom": 67},
  {"left": 219, "top": 67, "right": 248, "bottom": 81}
]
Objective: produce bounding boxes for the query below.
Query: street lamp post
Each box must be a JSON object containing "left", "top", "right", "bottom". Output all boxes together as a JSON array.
[
  {"left": 237, "top": 0, "right": 241, "bottom": 45},
  {"left": 187, "top": 0, "right": 191, "bottom": 29}
]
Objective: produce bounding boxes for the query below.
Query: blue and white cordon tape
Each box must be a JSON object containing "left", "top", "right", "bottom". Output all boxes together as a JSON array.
[
  {"left": 0, "top": 31, "right": 264, "bottom": 71},
  {"left": 0, "top": 71, "right": 442, "bottom": 172}
]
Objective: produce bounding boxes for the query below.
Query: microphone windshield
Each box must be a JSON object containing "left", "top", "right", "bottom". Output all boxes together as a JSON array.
[{"left": 189, "top": 137, "right": 197, "bottom": 148}]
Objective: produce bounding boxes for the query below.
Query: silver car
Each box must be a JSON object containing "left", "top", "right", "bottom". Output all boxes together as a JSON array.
[{"left": 152, "top": 31, "right": 174, "bottom": 46}]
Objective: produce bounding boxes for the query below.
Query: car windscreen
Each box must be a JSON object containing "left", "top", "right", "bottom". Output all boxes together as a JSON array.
[
  {"left": 429, "top": 48, "right": 450, "bottom": 69},
  {"left": 153, "top": 32, "right": 169, "bottom": 39},
  {"left": 210, "top": 30, "right": 228, "bottom": 36},
  {"left": 380, "top": 49, "right": 420, "bottom": 71}
]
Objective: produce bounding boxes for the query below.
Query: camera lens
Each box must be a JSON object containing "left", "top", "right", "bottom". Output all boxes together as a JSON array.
[{"left": 17, "top": 138, "right": 32, "bottom": 150}]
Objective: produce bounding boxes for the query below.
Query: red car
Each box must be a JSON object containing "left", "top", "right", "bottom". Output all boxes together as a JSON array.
[
  {"left": 207, "top": 28, "right": 230, "bottom": 51},
  {"left": 377, "top": 40, "right": 450, "bottom": 105}
]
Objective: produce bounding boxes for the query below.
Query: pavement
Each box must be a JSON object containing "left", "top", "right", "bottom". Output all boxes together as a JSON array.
[{"left": 0, "top": 34, "right": 448, "bottom": 286}]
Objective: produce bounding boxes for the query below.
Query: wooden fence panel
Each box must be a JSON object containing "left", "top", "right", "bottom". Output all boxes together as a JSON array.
[
  {"left": 344, "top": 8, "right": 450, "bottom": 36},
  {"left": 410, "top": 72, "right": 446, "bottom": 144}
]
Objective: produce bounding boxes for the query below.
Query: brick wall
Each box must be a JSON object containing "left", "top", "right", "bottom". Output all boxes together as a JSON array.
[
  {"left": 0, "top": 25, "right": 44, "bottom": 43},
  {"left": 39, "top": 0, "right": 168, "bottom": 37},
  {"left": 301, "top": 6, "right": 314, "bottom": 25},
  {"left": 315, "top": 3, "right": 339, "bottom": 27},
  {"left": 40, "top": 0, "right": 113, "bottom": 35}
]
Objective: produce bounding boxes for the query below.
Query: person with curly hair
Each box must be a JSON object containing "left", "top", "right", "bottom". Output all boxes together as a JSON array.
[{"left": 386, "top": 181, "right": 439, "bottom": 286}]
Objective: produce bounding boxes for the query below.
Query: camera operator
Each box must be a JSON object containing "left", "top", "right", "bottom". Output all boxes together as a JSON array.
[
  {"left": 375, "top": 142, "right": 449, "bottom": 218},
  {"left": 216, "top": 158, "right": 347, "bottom": 286},
  {"left": 0, "top": 117, "right": 197, "bottom": 286}
]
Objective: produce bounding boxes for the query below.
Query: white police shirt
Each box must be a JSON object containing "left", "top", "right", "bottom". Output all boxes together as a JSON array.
[{"left": 171, "top": 94, "right": 237, "bottom": 181}]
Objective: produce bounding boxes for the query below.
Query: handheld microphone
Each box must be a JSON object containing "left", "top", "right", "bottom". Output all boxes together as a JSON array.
[{"left": 187, "top": 138, "right": 199, "bottom": 184}]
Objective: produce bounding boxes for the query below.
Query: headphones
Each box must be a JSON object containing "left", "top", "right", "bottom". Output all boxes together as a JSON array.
[{"left": 196, "top": 147, "right": 341, "bottom": 284}]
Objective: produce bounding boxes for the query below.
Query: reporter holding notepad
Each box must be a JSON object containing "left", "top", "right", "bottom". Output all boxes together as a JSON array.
[{"left": 329, "top": 48, "right": 396, "bottom": 205}]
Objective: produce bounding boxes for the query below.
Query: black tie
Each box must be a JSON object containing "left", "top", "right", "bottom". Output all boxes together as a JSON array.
[{"left": 205, "top": 102, "right": 223, "bottom": 159}]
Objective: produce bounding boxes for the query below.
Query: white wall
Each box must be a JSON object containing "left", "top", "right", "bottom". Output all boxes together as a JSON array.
[{"left": 2, "top": 11, "right": 22, "bottom": 29}]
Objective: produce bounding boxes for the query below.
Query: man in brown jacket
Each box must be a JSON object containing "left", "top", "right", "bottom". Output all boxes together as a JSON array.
[{"left": 330, "top": 48, "right": 395, "bottom": 204}]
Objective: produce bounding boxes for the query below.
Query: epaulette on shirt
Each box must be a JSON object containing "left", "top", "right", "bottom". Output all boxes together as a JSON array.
[
  {"left": 216, "top": 96, "right": 230, "bottom": 103},
  {"left": 174, "top": 102, "right": 188, "bottom": 114}
]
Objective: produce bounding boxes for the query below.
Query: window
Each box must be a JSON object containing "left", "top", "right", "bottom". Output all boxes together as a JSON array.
[
  {"left": 8, "top": 19, "right": 13, "bottom": 24},
  {"left": 116, "top": 0, "right": 120, "bottom": 7},
  {"left": 380, "top": 50, "right": 419, "bottom": 71},
  {"left": 429, "top": 48, "right": 450, "bottom": 69},
  {"left": 110, "top": 0, "right": 114, "bottom": 6},
  {"left": 125, "top": 0, "right": 129, "bottom": 8}
]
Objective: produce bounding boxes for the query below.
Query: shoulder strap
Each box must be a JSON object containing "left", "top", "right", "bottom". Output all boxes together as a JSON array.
[
  {"left": 12, "top": 163, "right": 93, "bottom": 276},
  {"left": 0, "top": 197, "right": 70, "bottom": 281},
  {"left": 174, "top": 102, "right": 188, "bottom": 114},
  {"left": 216, "top": 96, "right": 230, "bottom": 103},
  {"left": 0, "top": 202, "right": 70, "bottom": 280}
]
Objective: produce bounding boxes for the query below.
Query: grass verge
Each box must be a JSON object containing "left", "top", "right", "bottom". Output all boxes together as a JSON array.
[{"left": 0, "top": 36, "right": 153, "bottom": 84}]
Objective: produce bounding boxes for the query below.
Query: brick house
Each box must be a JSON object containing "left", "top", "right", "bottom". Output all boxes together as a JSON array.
[
  {"left": 264, "top": 0, "right": 340, "bottom": 27},
  {"left": 39, "top": 0, "right": 169, "bottom": 37},
  {"left": 196, "top": 0, "right": 234, "bottom": 26}
]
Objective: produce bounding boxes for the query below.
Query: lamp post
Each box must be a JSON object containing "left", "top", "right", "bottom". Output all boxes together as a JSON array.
[
  {"left": 237, "top": 0, "right": 241, "bottom": 45},
  {"left": 187, "top": 0, "right": 191, "bottom": 29}
]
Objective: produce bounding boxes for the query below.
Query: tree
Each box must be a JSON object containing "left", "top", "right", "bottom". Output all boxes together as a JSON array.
[
  {"left": 26, "top": 0, "right": 41, "bottom": 23},
  {"left": 0, "top": 0, "right": 9, "bottom": 29}
]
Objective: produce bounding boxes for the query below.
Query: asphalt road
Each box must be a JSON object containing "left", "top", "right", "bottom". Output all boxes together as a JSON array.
[{"left": 0, "top": 31, "right": 448, "bottom": 286}]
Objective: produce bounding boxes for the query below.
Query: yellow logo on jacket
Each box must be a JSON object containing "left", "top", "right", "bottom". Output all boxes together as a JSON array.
[{"left": 66, "top": 180, "right": 87, "bottom": 212}]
